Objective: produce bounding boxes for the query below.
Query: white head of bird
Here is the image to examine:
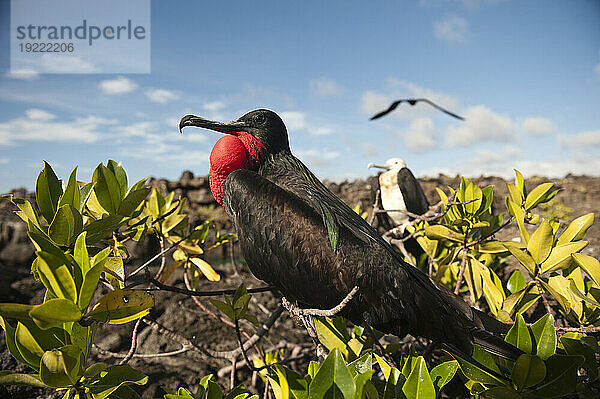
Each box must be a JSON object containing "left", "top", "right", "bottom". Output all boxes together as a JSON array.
[{"left": 368, "top": 158, "right": 407, "bottom": 172}]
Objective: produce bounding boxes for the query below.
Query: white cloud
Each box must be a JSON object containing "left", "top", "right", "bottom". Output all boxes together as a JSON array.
[
  {"left": 118, "top": 142, "right": 209, "bottom": 167},
  {"left": 0, "top": 110, "right": 114, "bottom": 146},
  {"left": 310, "top": 78, "right": 343, "bottom": 96},
  {"left": 280, "top": 111, "right": 307, "bottom": 131},
  {"left": 203, "top": 101, "right": 226, "bottom": 112},
  {"left": 520, "top": 117, "right": 555, "bottom": 136},
  {"left": 445, "top": 105, "right": 513, "bottom": 147},
  {"left": 558, "top": 130, "right": 600, "bottom": 148},
  {"left": 295, "top": 148, "right": 340, "bottom": 166},
  {"left": 0, "top": 158, "right": 9, "bottom": 164},
  {"left": 312, "top": 126, "right": 334, "bottom": 136},
  {"left": 41, "top": 54, "right": 99, "bottom": 73},
  {"left": 472, "top": 145, "right": 521, "bottom": 165},
  {"left": 595, "top": 63, "right": 600, "bottom": 79},
  {"left": 146, "top": 88, "right": 180, "bottom": 104},
  {"left": 99, "top": 76, "right": 138, "bottom": 94},
  {"left": 360, "top": 91, "right": 390, "bottom": 116},
  {"left": 400, "top": 117, "right": 439, "bottom": 153},
  {"left": 361, "top": 80, "right": 461, "bottom": 120},
  {"left": 5, "top": 68, "right": 39, "bottom": 80},
  {"left": 25, "top": 109, "right": 56, "bottom": 121},
  {"left": 434, "top": 14, "right": 469, "bottom": 44}
]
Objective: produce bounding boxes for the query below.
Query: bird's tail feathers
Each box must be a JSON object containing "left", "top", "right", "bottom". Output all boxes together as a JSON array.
[
  {"left": 472, "top": 330, "right": 523, "bottom": 362},
  {"left": 440, "top": 342, "right": 512, "bottom": 382}
]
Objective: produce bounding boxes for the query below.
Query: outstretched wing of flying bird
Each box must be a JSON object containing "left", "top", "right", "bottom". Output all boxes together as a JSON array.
[{"left": 370, "top": 98, "right": 465, "bottom": 121}]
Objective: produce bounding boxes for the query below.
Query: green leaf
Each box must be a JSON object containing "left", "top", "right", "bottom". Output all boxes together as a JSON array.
[
  {"left": 531, "top": 355, "right": 583, "bottom": 398},
  {"left": 84, "top": 215, "right": 125, "bottom": 244},
  {"left": 106, "top": 160, "right": 128, "bottom": 199},
  {"left": 86, "top": 364, "right": 148, "bottom": 398},
  {"left": 104, "top": 257, "right": 125, "bottom": 289},
  {"left": 454, "top": 347, "right": 507, "bottom": 387},
  {"left": 514, "top": 170, "right": 526, "bottom": 199},
  {"left": 507, "top": 183, "right": 523, "bottom": 206},
  {"left": 314, "top": 318, "right": 351, "bottom": 359},
  {"left": 308, "top": 349, "right": 356, "bottom": 399},
  {"left": 424, "top": 225, "right": 465, "bottom": 243},
  {"left": 0, "top": 316, "right": 31, "bottom": 366},
  {"left": 118, "top": 187, "right": 150, "bottom": 217},
  {"left": 48, "top": 204, "right": 83, "bottom": 246},
  {"left": 505, "top": 314, "right": 532, "bottom": 354},
  {"left": 524, "top": 182, "right": 556, "bottom": 210},
  {"left": 92, "top": 163, "right": 122, "bottom": 214},
  {"left": 28, "top": 228, "right": 70, "bottom": 265},
  {"left": 78, "top": 182, "right": 95, "bottom": 213},
  {"left": 430, "top": 360, "right": 459, "bottom": 393},
  {"left": 210, "top": 298, "right": 235, "bottom": 321},
  {"left": 0, "top": 303, "right": 35, "bottom": 320},
  {"left": 556, "top": 213, "right": 594, "bottom": 245},
  {"left": 73, "top": 232, "right": 90, "bottom": 275},
  {"left": 5, "top": 195, "right": 42, "bottom": 229},
  {"left": 77, "top": 261, "right": 104, "bottom": 312},
  {"left": 29, "top": 298, "right": 81, "bottom": 330},
  {"left": 39, "top": 345, "right": 83, "bottom": 388},
  {"left": 15, "top": 322, "right": 45, "bottom": 369},
  {"left": 507, "top": 270, "right": 526, "bottom": 294},
  {"left": 36, "top": 251, "right": 77, "bottom": 303},
  {"left": 0, "top": 372, "right": 46, "bottom": 387},
  {"left": 529, "top": 314, "right": 556, "bottom": 360},
  {"left": 572, "top": 253, "right": 600, "bottom": 286},
  {"left": 86, "top": 289, "right": 154, "bottom": 324},
  {"left": 511, "top": 354, "right": 545, "bottom": 389},
  {"left": 190, "top": 258, "right": 221, "bottom": 282},
  {"left": 506, "top": 246, "right": 536, "bottom": 275},
  {"left": 272, "top": 365, "right": 308, "bottom": 399},
  {"left": 70, "top": 322, "right": 90, "bottom": 357},
  {"left": 527, "top": 219, "right": 553, "bottom": 265},
  {"left": 36, "top": 161, "right": 63, "bottom": 224},
  {"left": 58, "top": 167, "right": 81, "bottom": 210},
  {"left": 402, "top": 356, "right": 435, "bottom": 398},
  {"left": 560, "top": 337, "right": 598, "bottom": 378},
  {"left": 540, "top": 241, "right": 588, "bottom": 273}
]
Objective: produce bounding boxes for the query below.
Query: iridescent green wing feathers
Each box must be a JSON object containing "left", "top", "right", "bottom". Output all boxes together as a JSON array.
[{"left": 276, "top": 154, "right": 382, "bottom": 252}]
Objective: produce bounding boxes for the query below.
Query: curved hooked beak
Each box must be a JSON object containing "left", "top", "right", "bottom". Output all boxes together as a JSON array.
[
  {"left": 368, "top": 162, "right": 389, "bottom": 170},
  {"left": 178, "top": 114, "right": 247, "bottom": 134}
]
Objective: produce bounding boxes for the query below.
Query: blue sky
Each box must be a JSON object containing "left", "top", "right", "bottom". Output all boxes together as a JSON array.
[{"left": 1, "top": 0, "right": 599, "bottom": 193}]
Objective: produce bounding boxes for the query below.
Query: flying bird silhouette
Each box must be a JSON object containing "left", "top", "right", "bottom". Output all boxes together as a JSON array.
[{"left": 370, "top": 98, "right": 465, "bottom": 121}]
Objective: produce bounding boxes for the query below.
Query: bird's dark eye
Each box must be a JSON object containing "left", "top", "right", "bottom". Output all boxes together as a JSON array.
[{"left": 254, "top": 113, "right": 266, "bottom": 124}]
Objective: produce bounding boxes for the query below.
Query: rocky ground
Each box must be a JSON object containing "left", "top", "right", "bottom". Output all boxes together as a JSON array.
[{"left": 1, "top": 172, "right": 599, "bottom": 398}]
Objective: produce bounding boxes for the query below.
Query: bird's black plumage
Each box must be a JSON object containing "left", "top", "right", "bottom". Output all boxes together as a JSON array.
[
  {"left": 179, "top": 109, "right": 519, "bottom": 362},
  {"left": 370, "top": 98, "right": 465, "bottom": 120},
  {"left": 397, "top": 167, "right": 430, "bottom": 216}
]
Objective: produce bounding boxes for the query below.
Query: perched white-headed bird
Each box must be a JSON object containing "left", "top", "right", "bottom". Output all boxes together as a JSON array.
[{"left": 368, "top": 158, "right": 429, "bottom": 231}]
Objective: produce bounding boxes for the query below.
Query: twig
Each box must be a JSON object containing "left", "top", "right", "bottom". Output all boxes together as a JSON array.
[
  {"left": 454, "top": 247, "right": 469, "bottom": 295},
  {"left": 535, "top": 279, "right": 554, "bottom": 316},
  {"left": 148, "top": 237, "right": 167, "bottom": 288},
  {"left": 119, "top": 317, "right": 144, "bottom": 365},
  {"left": 281, "top": 287, "right": 359, "bottom": 317},
  {"left": 94, "top": 344, "right": 189, "bottom": 359},
  {"left": 368, "top": 189, "right": 381, "bottom": 226},
  {"left": 129, "top": 233, "right": 193, "bottom": 277},
  {"left": 230, "top": 358, "right": 237, "bottom": 390},
  {"left": 556, "top": 326, "right": 600, "bottom": 334},
  {"left": 145, "top": 272, "right": 275, "bottom": 297}
]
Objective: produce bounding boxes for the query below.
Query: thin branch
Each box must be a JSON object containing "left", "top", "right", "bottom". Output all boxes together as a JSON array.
[
  {"left": 465, "top": 217, "right": 514, "bottom": 248},
  {"left": 94, "top": 344, "right": 190, "bottom": 359},
  {"left": 454, "top": 247, "right": 469, "bottom": 295},
  {"left": 145, "top": 272, "right": 276, "bottom": 297},
  {"left": 148, "top": 237, "right": 167, "bottom": 288},
  {"left": 119, "top": 317, "right": 144, "bottom": 365},
  {"left": 556, "top": 326, "right": 600, "bottom": 334},
  {"left": 128, "top": 233, "right": 193, "bottom": 277},
  {"left": 535, "top": 279, "right": 554, "bottom": 316},
  {"left": 281, "top": 286, "right": 359, "bottom": 317},
  {"left": 230, "top": 358, "right": 237, "bottom": 390}
]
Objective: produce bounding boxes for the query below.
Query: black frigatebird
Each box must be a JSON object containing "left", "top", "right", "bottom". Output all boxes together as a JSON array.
[
  {"left": 368, "top": 158, "right": 430, "bottom": 231},
  {"left": 370, "top": 98, "right": 464, "bottom": 121},
  {"left": 179, "top": 109, "right": 519, "bottom": 362}
]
